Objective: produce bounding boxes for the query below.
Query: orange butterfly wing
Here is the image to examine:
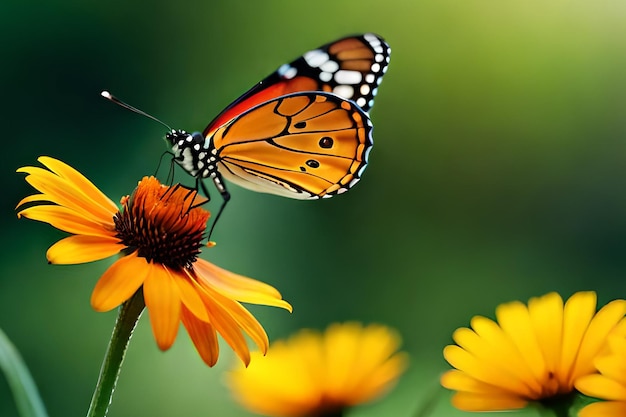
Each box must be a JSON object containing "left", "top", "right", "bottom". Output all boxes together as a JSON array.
[
  {"left": 203, "top": 33, "right": 390, "bottom": 138},
  {"left": 209, "top": 92, "right": 373, "bottom": 199}
]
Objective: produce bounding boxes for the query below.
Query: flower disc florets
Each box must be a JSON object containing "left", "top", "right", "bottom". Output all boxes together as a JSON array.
[{"left": 114, "top": 178, "right": 209, "bottom": 269}]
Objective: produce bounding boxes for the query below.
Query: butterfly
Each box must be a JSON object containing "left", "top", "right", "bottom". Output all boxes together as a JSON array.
[{"left": 105, "top": 33, "right": 390, "bottom": 234}]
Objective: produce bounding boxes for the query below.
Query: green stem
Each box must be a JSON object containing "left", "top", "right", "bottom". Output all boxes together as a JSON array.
[{"left": 86, "top": 290, "right": 145, "bottom": 417}]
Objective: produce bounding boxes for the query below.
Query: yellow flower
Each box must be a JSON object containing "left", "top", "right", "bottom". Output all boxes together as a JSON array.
[
  {"left": 576, "top": 331, "right": 626, "bottom": 417},
  {"left": 226, "top": 322, "right": 408, "bottom": 417},
  {"left": 441, "top": 291, "right": 626, "bottom": 412},
  {"left": 17, "top": 156, "right": 292, "bottom": 366}
]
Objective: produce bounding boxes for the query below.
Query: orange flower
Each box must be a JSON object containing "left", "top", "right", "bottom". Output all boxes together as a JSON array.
[
  {"left": 17, "top": 156, "right": 291, "bottom": 366},
  {"left": 441, "top": 291, "right": 626, "bottom": 412},
  {"left": 227, "top": 322, "right": 408, "bottom": 417}
]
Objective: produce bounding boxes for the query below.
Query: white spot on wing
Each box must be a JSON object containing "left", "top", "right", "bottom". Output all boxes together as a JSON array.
[
  {"left": 280, "top": 65, "right": 297, "bottom": 79},
  {"left": 320, "top": 60, "right": 339, "bottom": 73},
  {"left": 320, "top": 71, "right": 332, "bottom": 82},
  {"left": 304, "top": 50, "right": 329, "bottom": 67},
  {"left": 333, "top": 85, "right": 354, "bottom": 99},
  {"left": 334, "top": 70, "right": 362, "bottom": 85},
  {"left": 360, "top": 84, "right": 370, "bottom": 95}
]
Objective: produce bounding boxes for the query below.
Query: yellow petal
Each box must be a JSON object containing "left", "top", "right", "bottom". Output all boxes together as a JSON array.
[
  {"left": 576, "top": 374, "right": 626, "bottom": 401},
  {"left": 593, "top": 336, "right": 626, "bottom": 386},
  {"left": 143, "top": 264, "right": 181, "bottom": 351},
  {"left": 470, "top": 315, "right": 542, "bottom": 395},
  {"left": 194, "top": 259, "right": 292, "bottom": 312},
  {"left": 181, "top": 307, "right": 219, "bottom": 367},
  {"left": 350, "top": 324, "right": 405, "bottom": 386},
  {"left": 579, "top": 401, "right": 626, "bottom": 417},
  {"left": 324, "top": 322, "right": 363, "bottom": 392},
  {"left": 228, "top": 345, "right": 321, "bottom": 416},
  {"left": 446, "top": 325, "right": 536, "bottom": 397},
  {"left": 443, "top": 344, "right": 518, "bottom": 394},
  {"left": 571, "top": 299, "right": 626, "bottom": 384},
  {"left": 559, "top": 291, "right": 596, "bottom": 386},
  {"left": 16, "top": 193, "right": 48, "bottom": 210},
  {"left": 18, "top": 205, "right": 115, "bottom": 237},
  {"left": 200, "top": 288, "right": 251, "bottom": 366},
  {"left": 529, "top": 293, "right": 563, "bottom": 383},
  {"left": 37, "top": 156, "right": 118, "bottom": 214},
  {"left": 350, "top": 351, "right": 409, "bottom": 404},
  {"left": 171, "top": 269, "right": 209, "bottom": 322},
  {"left": 594, "top": 354, "right": 626, "bottom": 386},
  {"left": 47, "top": 235, "right": 123, "bottom": 264},
  {"left": 18, "top": 166, "right": 116, "bottom": 226},
  {"left": 450, "top": 392, "right": 528, "bottom": 412},
  {"left": 91, "top": 252, "right": 148, "bottom": 312},
  {"left": 496, "top": 300, "right": 547, "bottom": 385},
  {"left": 441, "top": 370, "right": 514, "bottom": 395}
]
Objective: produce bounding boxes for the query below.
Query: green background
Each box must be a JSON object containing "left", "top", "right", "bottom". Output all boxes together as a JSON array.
[{"left": 2, "top": 0, "right": 626, "bottom": 416}]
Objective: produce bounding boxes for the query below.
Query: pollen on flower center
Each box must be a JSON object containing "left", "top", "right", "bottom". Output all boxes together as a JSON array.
[{"left": 113, "top": 177, "right": 209, "bottom": 269}]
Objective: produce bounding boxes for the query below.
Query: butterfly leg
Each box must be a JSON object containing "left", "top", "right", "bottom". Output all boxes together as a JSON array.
[
  {"left": 153, "top": 151, "right": 177, "bottom": 182},
  {"left": 205, "top": 174, "right": 230, "bottom": 240}
]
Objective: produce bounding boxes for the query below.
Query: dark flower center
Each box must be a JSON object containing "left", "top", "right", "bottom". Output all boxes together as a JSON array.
[{"left": 113, "top": 179, "right": 209, "bottom": 269}]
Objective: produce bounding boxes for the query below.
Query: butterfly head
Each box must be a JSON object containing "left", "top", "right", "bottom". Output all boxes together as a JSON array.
[{"left": 166, "top": 129, "right": 217, "bottom": 179}]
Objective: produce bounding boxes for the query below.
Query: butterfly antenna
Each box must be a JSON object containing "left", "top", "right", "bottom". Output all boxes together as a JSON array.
[{"left": 101, "top": 90, "right": 173, "bottom": 131}]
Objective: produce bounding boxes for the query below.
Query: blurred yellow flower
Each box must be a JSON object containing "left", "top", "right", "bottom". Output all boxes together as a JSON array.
[
  {"left": 576, "top": 332, "right": 626, "bottom": 417},
  {"left": 17, "top": 156, "right": 291, "bottom": 366},
  {"left": 227, "top": 322, "right": 408, "bottom": 417},
  {"left": 441, "top": 291, "right": 626, "bottom": 412}
]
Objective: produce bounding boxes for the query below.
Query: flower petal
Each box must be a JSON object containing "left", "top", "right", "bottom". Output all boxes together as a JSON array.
[
  {"left": 344, "top": 324, "right": 408, "bottom": 402},
  {"left": 91, "top": 252, "right": 148, "bottom": 312},
  {"left": 202, "top": 283, "right": 269, "bottom": 355},
  {"left": 199, "top": 288, "right": 251, "bottom": 366},
  {"left": 37, "top": 156, "right": 118, "bottom": 214},
  {"left": 470, "top": 315, "right": 542, "bottom": 395},
  {"left": 579, "top": 401, "right": 626, "bottom": 417},
  {"left": 558, "top": 291, "right": 596, "bottom": 387},
  {"left": 18, "top": 165, "right": 116, "bottom": 225},
  {"left": 450, "top": 392, "right": 528, "bottom": 412},
  {"left": 195, "top": 259, "right": 292, "bottom": 312},
  {"left": 47, "top": 235, "right": 123, "bottom": 264},
  {"left": 528, "top": 292, "right": 563, "bottom": 385},
  {"left": 181, "top": 307, "right": 219, "bottom": 367},
  {"left": 446, "top": 324, "right": 537, "bottom": 397},
  {"left": 442, "top": 343, "right": 531, "bottom": 397},
  {"left": 18, "top": 205, "right": 115, "bottom": 237},
  {"left": 496, "top": 300, "right": 547, "bottom": 386},
  {"left": 576, "top": 374, "right": 626, "bottom": 401},
  {"left": 572, "top": 299, "right": 626, "bottom": 384},
  {"left": 441, "top": 370, "right": 513, "bottom": 395},
  {"left": 593, "top": 336, "right": 626, "bottom": 385},
  {"left": 143, "top": 264, "right": 181, "bottom": 351},
  {"left": 172, "top": 269, "right": 209, "bottom": 322}
]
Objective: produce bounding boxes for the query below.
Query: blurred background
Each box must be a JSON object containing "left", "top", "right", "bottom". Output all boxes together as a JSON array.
[{"left": 2, "top": 0, "right": 626, "bottom": 416}]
